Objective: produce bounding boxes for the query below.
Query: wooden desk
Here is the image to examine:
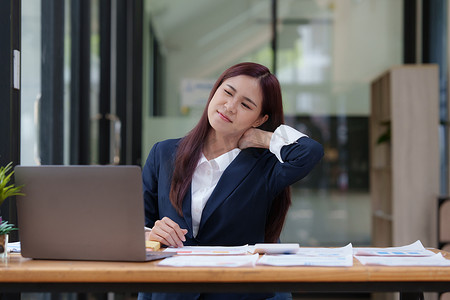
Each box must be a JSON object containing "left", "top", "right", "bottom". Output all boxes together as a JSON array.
[{"left": 1, "top": 252, "right": 450, "bottom": 299}]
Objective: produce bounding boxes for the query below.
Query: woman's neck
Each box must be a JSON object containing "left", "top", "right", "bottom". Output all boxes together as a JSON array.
[{"left": 203, "top": 131, "right": 240, "bottom": 160}]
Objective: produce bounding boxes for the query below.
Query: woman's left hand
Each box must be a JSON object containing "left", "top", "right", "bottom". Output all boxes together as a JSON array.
[{"left": 238, "top": 128, "right": 272, "bottom": 149}]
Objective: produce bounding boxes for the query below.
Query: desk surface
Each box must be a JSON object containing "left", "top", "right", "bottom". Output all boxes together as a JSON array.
[{"left": 1, "top": 251, "right": 450, "bottom": 294}]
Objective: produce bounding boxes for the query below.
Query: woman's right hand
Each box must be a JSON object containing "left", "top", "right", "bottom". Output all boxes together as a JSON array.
[{"left": 148, "top": 217, "right": 188, "bottom": 248}]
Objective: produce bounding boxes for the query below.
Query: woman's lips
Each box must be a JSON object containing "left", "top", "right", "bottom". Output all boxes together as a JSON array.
[{"left": 218, "top": 111, "right": 232, "bottom": 123}]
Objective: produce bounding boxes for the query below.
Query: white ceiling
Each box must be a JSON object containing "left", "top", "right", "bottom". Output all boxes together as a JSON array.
[{"left": 145, "top": 0, "right": 332, "bottom": 77}]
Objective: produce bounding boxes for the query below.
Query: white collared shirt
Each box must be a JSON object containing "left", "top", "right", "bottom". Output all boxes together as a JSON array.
[
  {"left": 191, "top": 148, "right": 241, "bottom": 237},
  {"left": 191, "top": 125, "right": 306, "bottom": 237}
]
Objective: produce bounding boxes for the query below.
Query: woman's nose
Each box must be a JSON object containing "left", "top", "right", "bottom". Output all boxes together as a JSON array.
[{"left": 224, "top": 98, "right": 237, "bottom": 113}]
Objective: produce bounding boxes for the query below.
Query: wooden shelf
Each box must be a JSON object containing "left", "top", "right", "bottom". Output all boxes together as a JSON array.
[{"left": 370, "top": 65, "right": 440, "bottom": 248}]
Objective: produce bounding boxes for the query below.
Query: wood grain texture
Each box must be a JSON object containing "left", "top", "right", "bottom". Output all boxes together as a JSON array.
[{"left": 1, "top": 252, "right": 449, "bottom": 284}]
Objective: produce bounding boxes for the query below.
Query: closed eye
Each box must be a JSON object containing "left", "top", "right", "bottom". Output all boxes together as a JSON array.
[
  {"left": 241, "top": 102, "right": 251, "bottom": 109},
  {"left": 224, "top": 84, "right": 258, "bottom": 109}
]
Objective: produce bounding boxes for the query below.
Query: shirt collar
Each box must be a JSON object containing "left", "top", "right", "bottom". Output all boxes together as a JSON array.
[{"left": 198, "top": 148, "right": 241, "bottom": 172}]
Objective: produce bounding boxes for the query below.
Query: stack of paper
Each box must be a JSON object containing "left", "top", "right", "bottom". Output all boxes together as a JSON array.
[
  {"left": 159, "top": 244, "right": 353, "bottom": 267},
  {"left": 160, "top": 245, "right": 256, "bottom": 267},
  {"left": 163, "top": 245, "right": 250, "bottom": 255},
  {"left": 257, "top": 243, "right": 353, "bottom": 267},
  {"left": 158, "top": 253, "right": 259, "bottom": 267},
  {"left": 156, "top": 240, "right": 450, "bottom": 268},
  {"left": 353, "top": 240, "right": 450, "bottom": 266}
]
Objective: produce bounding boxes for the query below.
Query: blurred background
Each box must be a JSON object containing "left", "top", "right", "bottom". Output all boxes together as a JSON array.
[
  {"left": 18, "top": 0, "right": 409, "bottom": 248},
  {"left": 1, "top": 0, "right": 448, "bottom": 299}
]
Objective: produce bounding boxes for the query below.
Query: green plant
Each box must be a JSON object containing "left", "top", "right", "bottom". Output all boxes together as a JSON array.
[
  {"left": 0, "top": 162, "right": 24, "bottom": 207},
  {"left": 0, "top": 218, "right": 18, "bottom": 235}
]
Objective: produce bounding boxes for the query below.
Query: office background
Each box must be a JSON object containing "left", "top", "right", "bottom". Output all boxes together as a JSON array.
[{"left": 0, "top": 0, "right": 448, "bottom": 249}]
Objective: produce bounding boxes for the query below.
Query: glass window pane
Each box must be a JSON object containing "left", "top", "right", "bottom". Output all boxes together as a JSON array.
[
  {"left": 90, "top": 0, "right": 101, "bottom": 164},
  {"left": 64, "top": 0, "right": 72, "bottom": 165},
  {"left": 22, "top": 0, "right": 73, "bottom": 166},
  {"left": 21, "top": 0, "right": 41, "bottom": 166},
  {"left": 277, "top": 0, "right": 402, "bottom": 246}
]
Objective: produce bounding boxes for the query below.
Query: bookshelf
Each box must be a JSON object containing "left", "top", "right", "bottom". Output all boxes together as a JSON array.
[{"left": 370, "top": 65, "right": 439, "bottom": 248}]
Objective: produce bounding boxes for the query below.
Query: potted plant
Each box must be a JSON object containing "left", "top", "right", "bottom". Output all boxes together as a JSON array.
[{"left": 0, "top": 162, "right": 23, "bottom": 258}]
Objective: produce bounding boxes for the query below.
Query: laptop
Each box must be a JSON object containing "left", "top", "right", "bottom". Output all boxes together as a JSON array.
[{"left": 14, "top": 165, "right": 174, "bottom": 262}]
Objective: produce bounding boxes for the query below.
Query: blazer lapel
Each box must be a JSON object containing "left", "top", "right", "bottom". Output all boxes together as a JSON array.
[{"left": 199, "top": 149, "right": 260, "bottom": 230}]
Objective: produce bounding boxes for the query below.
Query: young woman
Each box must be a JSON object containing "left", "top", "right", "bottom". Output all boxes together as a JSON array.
[{"left": 140, "top": 62, "right": 323, "bottom": 300}]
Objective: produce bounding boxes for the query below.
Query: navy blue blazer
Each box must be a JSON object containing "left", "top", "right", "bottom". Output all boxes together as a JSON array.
[{"left": 142, "top": 136, "right": 323, "bottom": 246}]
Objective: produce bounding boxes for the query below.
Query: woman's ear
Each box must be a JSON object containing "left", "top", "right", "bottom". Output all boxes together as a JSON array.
[{"left": 253, "top": 114, "right": 269, "bottom": 127}]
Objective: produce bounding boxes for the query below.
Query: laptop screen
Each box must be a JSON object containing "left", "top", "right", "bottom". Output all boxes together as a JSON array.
[{"left": 15, "top": 165, "right": 151, "bottom": 261}]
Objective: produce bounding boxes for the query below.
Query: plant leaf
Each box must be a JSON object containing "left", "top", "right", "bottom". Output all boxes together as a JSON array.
[{"left": 376, "top": 129, "right": 391, "bottom": 145}]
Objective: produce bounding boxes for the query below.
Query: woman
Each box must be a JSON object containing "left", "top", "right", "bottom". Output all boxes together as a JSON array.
[{"left": 141, "top": 62, "right": 323, "bottom": 300}]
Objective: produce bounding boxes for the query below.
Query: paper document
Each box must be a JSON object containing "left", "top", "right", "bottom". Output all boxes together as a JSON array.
[
  {"left": 295, "top": 243, "right": 353, "bottom": 257},
  {"left": 257, "top": 244, "right": 353, "bottom": 267},
  {"left": 7, "top": 241, "right": 21, "bottom": 253},
  {"left": 353, "top": 240, "right": 435, "bottom": 257},
  {"left": 163, "top": 245, "right": 250, "bottom": 255},
  {"left": 355, "top": 253, "right": 450, "bottom": 266},
  {"left": 158, "top": 254, "right": 259, "bottom": 267},
  {"left": 354, "top": 240, "right": 450, "bottom": 266}
]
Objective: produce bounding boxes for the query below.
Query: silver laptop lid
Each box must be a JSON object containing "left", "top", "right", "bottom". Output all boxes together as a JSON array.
[{"left": 15, "top": 165, "right": 148, "bottom": 261}]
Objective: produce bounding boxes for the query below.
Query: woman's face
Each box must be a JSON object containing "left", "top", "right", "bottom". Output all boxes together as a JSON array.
[{"left": 207, "top": 75, "right": 268, "bottom": 139}]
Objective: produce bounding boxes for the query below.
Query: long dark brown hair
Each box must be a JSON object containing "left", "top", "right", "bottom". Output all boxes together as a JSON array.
[{"left": 169, "top": 62, "right": 290, "bottom": 242}]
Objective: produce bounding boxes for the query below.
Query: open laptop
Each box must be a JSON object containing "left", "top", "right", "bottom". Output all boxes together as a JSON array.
[{"left": 14, "top": 165, "right": 174, "bottom": 262}]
